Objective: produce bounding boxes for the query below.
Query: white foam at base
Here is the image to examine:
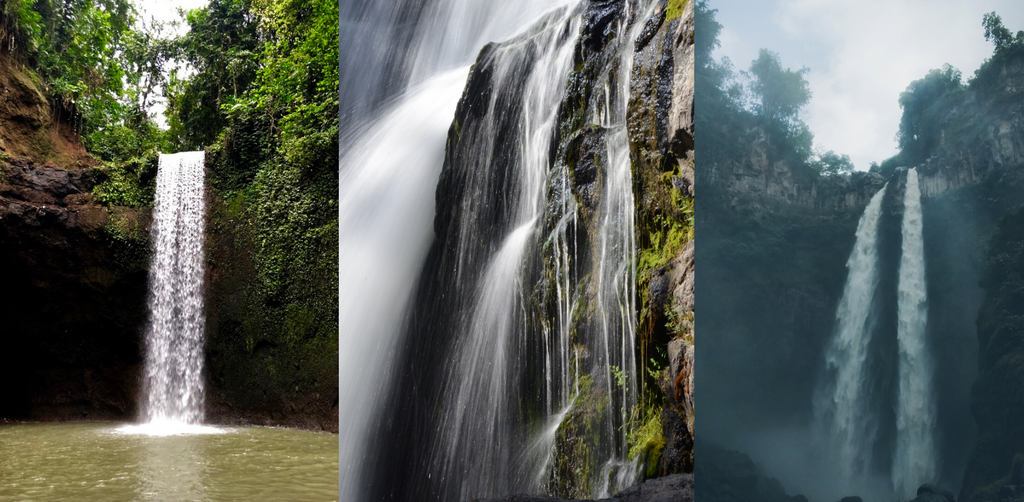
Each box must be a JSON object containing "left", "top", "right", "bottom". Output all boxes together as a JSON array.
[{"left": 113, "top": 421, "right": 230, "bottom": 437}]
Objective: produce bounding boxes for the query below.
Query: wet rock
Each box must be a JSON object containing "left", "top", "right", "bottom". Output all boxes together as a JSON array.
[
  {"left": 0, "top": 159, "right": 149, "bottom": 421},
  {"left": 628, "top": 0, "right": 695, "bottom": 478},
  {"left": 912, "top": 484, "right": 955, "bottom": 502},
  {"left": 471, "top": 473, "right": 694, "bottom": 502}
]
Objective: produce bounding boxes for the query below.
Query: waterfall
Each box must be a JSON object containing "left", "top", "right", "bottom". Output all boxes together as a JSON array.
[
  {"left": 141, "top": 151, "right": 207, "bottom": 426},
  {"left": 814, "top": 183, "right": 887, "bottom": 489},
  {"left": 417, "top": 0, "right": 659, "bottom": 497},
  {"left": 338, "top": 1, "right": 576, "bottom": 500},
  {"left": 892, "top": 167, "right": 936, "bottom": 496},
  {"left": 586, "top": 0, "right": 659, "bottom": 493},
  {"left": 428, "top": 9, "right": 582, "bottom": 498}
]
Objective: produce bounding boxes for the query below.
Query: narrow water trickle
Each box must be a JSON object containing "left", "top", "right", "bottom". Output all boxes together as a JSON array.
[
  {"left": 140, "top": 151, "right": 207, "bottom": 426},
  {"left": 893, "top": 167, "right": 935, "bottom": 496},
  {"left": 814, "top": 183, "right": 887, "bottom": 489}
]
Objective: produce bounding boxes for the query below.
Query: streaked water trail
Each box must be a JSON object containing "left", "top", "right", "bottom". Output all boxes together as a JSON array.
[
  {"left": 814, "top": 183, "right": 888, "bottom": 490},
  {"left": 337, "top": 1, "right": 577, "bottom": 500},
  {"left": 140, "top": 151, "right": 207, "bottom": 428},
  {"left": 892, "top": 167, "right": 935, "bottom": 496}
]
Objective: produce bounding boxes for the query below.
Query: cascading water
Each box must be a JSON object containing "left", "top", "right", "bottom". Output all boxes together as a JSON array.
[
  {"left": 814, "top": 183, "right": 888, "bottom": 489},
  {"left": 424, "top": 9, "right": 583, "bottom": 499},
  {"left": 892, "top": 167, "right": 935, "bottom": 496},
  {"left": 406, "top": 0, "right": 659, "bottom": 498},
  {"left": 338, "top": 1, "right": 577, "bottom": 500},
  {"left": 140, "top": 151, "right": 207, "bottom": 426},
  {"left": 579, "top": 0, "right": 659, "bottom": 493}
]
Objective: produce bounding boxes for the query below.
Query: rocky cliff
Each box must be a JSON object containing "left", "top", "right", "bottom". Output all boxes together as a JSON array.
[
  {"left": 0, "top": 54, "right": 151, "bottom": 420},
  {"left": 627, "top": 0, "right": 695, "bottom": 476},
  {"left": 366, "top": 0, "right": 695, "bottom": 499}
]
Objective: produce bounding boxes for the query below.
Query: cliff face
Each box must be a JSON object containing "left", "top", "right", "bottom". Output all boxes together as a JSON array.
[
  {"left": 0, "top": 52, "right": 151, "bottom": 421},
  {"left": 627, "top": 0, "right": 695, "bottom": 476},
  {"left": 953, "top": 56, "right": 1024, "bottom": 502},
  {"left": 915, "top": 57, "right": 1024, "bottom": 198},
  {"left": 367, "top": 0, "right": 694, "bottom": 499},
  {"left": 203, "top": 190, "right": 339, "bottom": 432},
  {"left": 0, "top": 161, "right": 150, "bottom": 420},
  {"left": 707, "top": 126, "right": 886, "bottom": 216}
]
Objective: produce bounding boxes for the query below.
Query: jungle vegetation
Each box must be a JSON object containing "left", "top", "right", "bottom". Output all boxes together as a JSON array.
[{"left": 0, "top": 0, "right": 339, "bottom": 406}]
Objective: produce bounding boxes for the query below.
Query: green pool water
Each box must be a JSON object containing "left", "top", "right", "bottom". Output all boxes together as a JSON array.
[{"left": 0, "top": 422, "right": 339, "bottom": 502}]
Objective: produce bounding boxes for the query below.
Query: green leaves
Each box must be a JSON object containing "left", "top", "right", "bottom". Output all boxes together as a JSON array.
[
  {"left": 745, "top": 48, "right": 811, "bottom": 129},
  {"left": 895, "top": 63, "right": 963, "bottom": 166},
  {"left": 810, "top": 150, "right": 855, "bottom": 176}
]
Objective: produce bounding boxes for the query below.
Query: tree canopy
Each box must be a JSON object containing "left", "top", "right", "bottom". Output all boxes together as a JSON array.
[
  {"left": 745, "top": 49, "right": 812, "bottom": 130},
  {"left": 894, "top": 64, "right": 963, "bottom": 166},
  {"left": 878, "top": 12, "right": 1022, "bottom": 173}
]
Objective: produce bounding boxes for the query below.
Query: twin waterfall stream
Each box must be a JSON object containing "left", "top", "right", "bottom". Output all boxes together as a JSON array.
[{"left": 816, "top": 168, "right": 936, "bottom": 498}]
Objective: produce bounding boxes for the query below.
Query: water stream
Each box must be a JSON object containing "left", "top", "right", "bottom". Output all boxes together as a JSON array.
[
  {"left": 337, "top": 1, "right": 576, "bottom": 499},
  {"left": 892, "top": 167, "right": 935, "bottom": 496},
  {"left": 140, "top": 151, "right": 207, "bottom": 428},
  {"left": 814, "top": 183, "right": 888, "bottom": 490}
]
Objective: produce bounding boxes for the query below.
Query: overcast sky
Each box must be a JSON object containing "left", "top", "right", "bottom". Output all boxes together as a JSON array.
[
  {"left": 134, "top": 1, "right": 208, "bottom": 126},
  {"left": 137, "top": 0, "right": 208, "bottom": 35},
  {"left": 711, "top": 0, "right": 1024, "bottom": 170}
]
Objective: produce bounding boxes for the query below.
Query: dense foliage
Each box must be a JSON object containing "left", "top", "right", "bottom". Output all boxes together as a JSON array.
[
  {"left": 695, "top": 1, "right": 846, "bottom": 176},
  {"left": 181, "top": 0, "right": 339, "bottom": 407},
  {"left": 2, "top": 0, "right": 340, "bottom": 411},
  {"left": 875, "top": 12, "right": 1022, "bottom": 176}
]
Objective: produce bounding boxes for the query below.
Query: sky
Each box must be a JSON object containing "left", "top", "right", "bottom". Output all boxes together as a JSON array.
[
  {"left": 136, "top": 0, "right": 208, "bottom": 36},
  {"left": 711, "top": 0, "right": 1024, "bottom": 170},
  {"left": 135, "top": 0, "right": 209, "bottom": 126}
]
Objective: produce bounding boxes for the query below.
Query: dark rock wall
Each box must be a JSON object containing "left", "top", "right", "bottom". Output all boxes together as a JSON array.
[
  {"left": 0, "top": 159, "right": 149, "bottom": 420},
  {"left": 627, "top": 0, "right": 695, "bottom": 477}
]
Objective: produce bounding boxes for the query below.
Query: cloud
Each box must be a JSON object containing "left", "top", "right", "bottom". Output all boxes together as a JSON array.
[{"left": 714, "top": 0, "right": 1024, "bottom": 170}]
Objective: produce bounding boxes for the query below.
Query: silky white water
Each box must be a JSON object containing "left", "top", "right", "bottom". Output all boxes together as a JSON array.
[
  {"left": 815, "top": 183, "right": 887, "bottom": 490},
  {"left": 588, "top": 0, "right": 659, "bottom": 494},
  {"left": 430, "top": 9, "right": 581, "bottom": 498},
  {"left": 337, "top": 1, "right": 575, "bottom": 499},
  {"left": 892, "top": 167, "right": 936, "bottom": 496},
  {"left": 140, "top": 151, "right": 207, "bottom": 427}
]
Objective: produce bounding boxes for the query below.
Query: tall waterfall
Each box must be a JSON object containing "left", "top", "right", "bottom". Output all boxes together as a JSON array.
[
  {"left": 814, "top": 183, "right": 887, "bottom": 488},
  {"left": 892, "top": 167, "right": 935, "bottom": 496},
  {"left": 413, "top": 0, "right": 659, "bottom": 498},
  {"left": 141, "top": 151, "right": 207, "bottom": 425},
  {"left": 427, "top": 9, "right": 583, "bottom": 499},
  {"left": 338, "top": 1, "right": 576, "bottom": 500}
]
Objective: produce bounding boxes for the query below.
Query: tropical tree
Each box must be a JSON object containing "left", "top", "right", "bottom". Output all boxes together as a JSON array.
[{"left": 745, "top": 49, "right": 811, "bottom": 129}]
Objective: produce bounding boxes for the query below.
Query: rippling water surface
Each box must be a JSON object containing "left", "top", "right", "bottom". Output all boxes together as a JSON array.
[{"left": 0, "top": 423, "right": 339, "bottom": 501}]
